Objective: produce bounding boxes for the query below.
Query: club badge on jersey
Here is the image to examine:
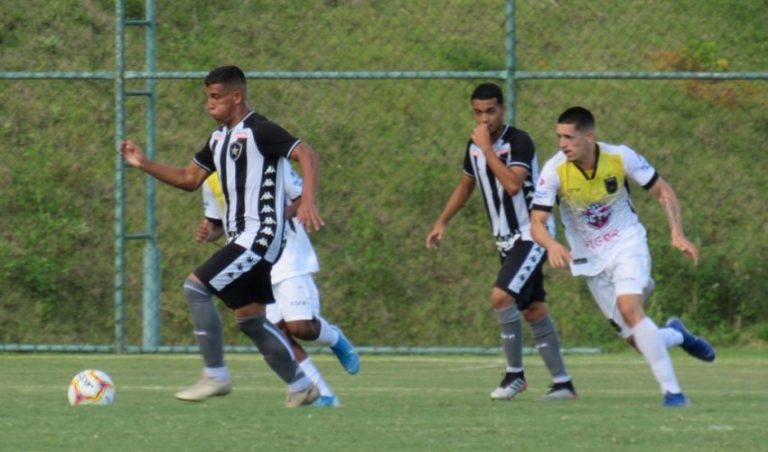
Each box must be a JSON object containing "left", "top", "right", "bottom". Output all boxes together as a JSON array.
[{"left": 229, "top": 142, "right": 243, "bottom": 160}]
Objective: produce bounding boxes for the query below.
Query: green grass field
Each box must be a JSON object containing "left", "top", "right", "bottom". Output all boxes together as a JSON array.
[{"left": 1, "top": 351, "right": 765, "bottom": 451}]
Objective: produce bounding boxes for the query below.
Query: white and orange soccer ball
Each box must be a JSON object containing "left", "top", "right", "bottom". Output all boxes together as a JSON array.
[{"left": 67, "top": 369, "right": 116, "bottom": 406}]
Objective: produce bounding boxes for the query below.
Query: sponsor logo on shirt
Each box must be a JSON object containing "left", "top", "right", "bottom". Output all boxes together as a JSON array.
[{"left": 584, "top": 228, "right": 620, "bottom": 250}]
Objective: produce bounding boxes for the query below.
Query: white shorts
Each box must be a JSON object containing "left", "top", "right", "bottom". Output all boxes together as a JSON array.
[
  {"left": 585, "top": 245, "right": 654, "bottom": 339},
  {"left": 266, "top": 273, "right": 320, "bottom": 324}
]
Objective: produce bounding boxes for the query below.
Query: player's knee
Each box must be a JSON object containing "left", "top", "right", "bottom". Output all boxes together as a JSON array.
[
  {"left": 183, "top": 276, "right": 211, "bottom": 306},
  {"left": 285, "top": 319, "right": 320, "bottom": 341},
  {"left": 523, "top": 302, "right": 549, "bottom": 322},
  {"left": 490, "top": 288, "right": 514, "bottom": 310},
  {"left": 618, "top": 306, "right": 645, "bottom": 327}
]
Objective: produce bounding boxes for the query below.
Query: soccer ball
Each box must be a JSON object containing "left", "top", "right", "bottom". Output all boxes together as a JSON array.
[{"left": 67, "top": 369, "right": 116, "bottom": 406}]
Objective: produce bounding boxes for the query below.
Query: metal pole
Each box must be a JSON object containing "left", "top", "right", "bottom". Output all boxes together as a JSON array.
[
  {"left": 114, "top": 0, "right": 126, "bottom": 353},
  {"left": 142, "top": 0, "right": 161, "bottom": 348},
  {"left": 505, "top": 0, "right": 516, "bottom": 126}
]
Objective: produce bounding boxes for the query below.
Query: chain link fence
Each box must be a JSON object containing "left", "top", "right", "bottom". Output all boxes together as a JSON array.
[{"left": 1, "top": 0, "right": 766, "bottom": 351}]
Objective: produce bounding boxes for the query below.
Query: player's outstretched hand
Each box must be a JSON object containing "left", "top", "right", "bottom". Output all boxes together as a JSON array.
[
  {"left": 673, "top": 235, "right": 700, "bottom": 265},
  {"left": 120, "top": 140, "right": 146, "bottom": 168},
  {"left": 297, "top": 202, "right": 324, "bottom": 232}
]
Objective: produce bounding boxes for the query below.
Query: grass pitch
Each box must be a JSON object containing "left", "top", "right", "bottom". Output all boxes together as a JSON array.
[{"left": 0, "top": 350, "right": 764, "bottom": 451}]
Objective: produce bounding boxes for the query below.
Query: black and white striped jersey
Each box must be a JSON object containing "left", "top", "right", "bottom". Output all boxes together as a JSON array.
[
  {"left": 194, "top": 111, "right": 300, "bottom": 263},
  {"left": 463, "top": 125, "right": 550, "bottom": 243}
]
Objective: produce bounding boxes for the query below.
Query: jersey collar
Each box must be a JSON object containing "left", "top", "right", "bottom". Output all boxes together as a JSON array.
[{"left": 573, "top": 143, "right": 601, "bottom": 180}]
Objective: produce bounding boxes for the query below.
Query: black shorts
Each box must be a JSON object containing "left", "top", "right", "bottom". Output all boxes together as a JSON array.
[
  {"left": 495, "top": 239, "right": 547, "bottom": 310},
  {"left": 193, "top": 242, "right": 275, "bottom": 310}
]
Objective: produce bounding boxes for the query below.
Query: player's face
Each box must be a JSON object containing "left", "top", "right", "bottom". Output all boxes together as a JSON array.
[
  {"left": 472, "top": 98, "right": 505, "bottom": 138},
  {"left": 556, "top": 123, "right": 594, "bottom": 163},
  {"left": 205, "top": 83, "right": 239, "bottom": 125}
]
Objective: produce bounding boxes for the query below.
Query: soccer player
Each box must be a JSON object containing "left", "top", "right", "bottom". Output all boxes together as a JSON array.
[
  {"left": 426, "top": 83, "right": 576, "bottom": 401},
  {"left": 530, "top": 106, "right": 715, "bottom": 408},
  {"left": 196, "top": 164, "right": 360, "bottom": 407},
  {"left": 120, "top": 65, "right": 322, "bottom": 407}
]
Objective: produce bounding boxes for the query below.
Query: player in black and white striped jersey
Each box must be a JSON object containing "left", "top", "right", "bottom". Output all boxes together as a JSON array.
[
  {"left": 426, "top": 83, "right": 576, "bottom": 401},
  {"left": 120, "top": 65, "right": 322, "bottom": 407}
]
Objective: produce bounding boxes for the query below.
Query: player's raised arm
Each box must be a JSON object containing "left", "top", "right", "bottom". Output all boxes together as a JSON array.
[
  {"left": 647, "top": 176, "right": 700, "bottom": 265},
  {"left": 471, "top": 124, "right": 529, "bottom": 196},
  {"left": 289, "top": 142, "right": 324, "bottom": 232},
  {"left": 120, "top": 140, "right": 209, "bottom": 191}
]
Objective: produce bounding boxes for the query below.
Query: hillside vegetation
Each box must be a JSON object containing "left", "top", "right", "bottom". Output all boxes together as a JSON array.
[{"left": 1, "top": 0, "right": 766, "bottom": 348}]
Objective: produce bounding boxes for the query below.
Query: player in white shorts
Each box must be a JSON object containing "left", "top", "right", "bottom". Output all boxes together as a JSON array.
[
  {"left": 530, "top": 106, "right": 715, "bottom": 408},
  {"left": 197, "top": 160, "right": 360, "bottom": 407}
]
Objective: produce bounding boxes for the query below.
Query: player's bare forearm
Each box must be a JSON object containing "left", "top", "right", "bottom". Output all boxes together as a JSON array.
[
  {"left": 291, "top": 143, "right": 324, "bottom": 231},
  {"left": 650, "top": 177, "right": 688, "bottom": 238},
  {"left": 426, "top": 177, "right": 474, "bottom": 249},
  {"left": 649, "top": 177, "right": 700, "bottom": 264},
  {"left": 657, "top": 182, "right": 683, "bottom": 235},
  {"left": 531, "top": 210, "right": 571, "bottom": 268},
  {"left": 438, "top": 184, "right": 471, "bottom": 224},
  {"left": 120, "top": 140, "right": 206, "bottom": 191},
  {"left": 486, "top": 159, "right": 526, "bottom": 195}
]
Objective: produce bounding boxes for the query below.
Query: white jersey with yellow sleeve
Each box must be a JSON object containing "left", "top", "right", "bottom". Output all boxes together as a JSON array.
[
  {"left": 202, "top": 160, "right": 320, "bottom": 284},
  {"left": 532, "top": 142, "right": 658, "bottom": 276}
]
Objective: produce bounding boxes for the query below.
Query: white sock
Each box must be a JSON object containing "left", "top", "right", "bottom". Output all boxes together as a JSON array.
[
  {"left": 203, "top": 366, "right": 230, "bottom": 383},
  {"left": 286, "top": 375, "right": 312, "bottom": 393},
  {"left": 631, "top": 317, "right": 681, "bottom": 394},
  {"left": 314, "top": 316, "right": 339, "bottom": 346},
  {"left": 659, "top": 327, "right": 684, "bottom": 348},
  {"left": 300, "top": 357, "right": 334, "bottom": 397}
]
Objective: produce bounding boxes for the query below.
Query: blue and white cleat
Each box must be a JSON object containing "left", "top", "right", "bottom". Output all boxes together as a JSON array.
[
  {"left": 663, "top": 392, "right": 690, "bottom": 408},
  {"left": 330, "top": 326, "right": 360, "bottom": 375},
  {"left": 312, "top": 395, "right": 341, "bottom": 408},
  {"left": 665, "top": 317, "right": 716, "bottom": 362}
]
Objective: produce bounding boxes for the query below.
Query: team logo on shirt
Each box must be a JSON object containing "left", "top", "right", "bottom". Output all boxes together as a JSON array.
[
  {"left": 495, "top": 143, "right": 510, "bottom": 156},
  {"left": 229, "top": 142, "right": 243, "bottom": 160},
  {"left": 604, "top": 176, "right": 618, "bottom": 194},
  {"left": 583, "top": 202, "right": 612, "bottom": 229}
]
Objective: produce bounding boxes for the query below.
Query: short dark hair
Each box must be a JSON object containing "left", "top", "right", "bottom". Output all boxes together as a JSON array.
[
  {"left": 558, "top": 106, "right": 595, "bottom": 132},
  {"left": 471, "top": 82, "right": 504, "bottom": 105},
  {"left": 205, "top": 65, "right": 246, "bottom": 91}
]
